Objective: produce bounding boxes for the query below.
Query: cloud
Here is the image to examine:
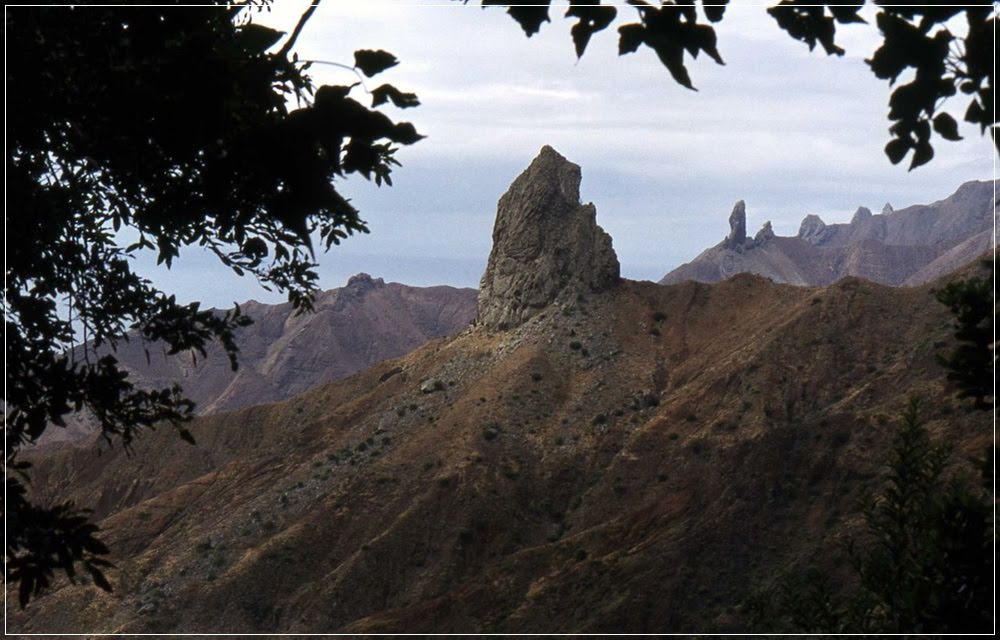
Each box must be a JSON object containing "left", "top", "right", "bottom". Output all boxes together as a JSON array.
[{"left": 141, "top": 3, "right": 993, "bottom": 307}]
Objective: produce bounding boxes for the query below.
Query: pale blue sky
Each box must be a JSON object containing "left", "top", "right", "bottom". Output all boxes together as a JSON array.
[{"left": 131, "top": 1, "right": 995, "bottom": 307}]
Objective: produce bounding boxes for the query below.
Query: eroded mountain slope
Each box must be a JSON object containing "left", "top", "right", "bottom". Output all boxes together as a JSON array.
[{"left": 15, "top": 148, "right": 989, "bottom": 633}]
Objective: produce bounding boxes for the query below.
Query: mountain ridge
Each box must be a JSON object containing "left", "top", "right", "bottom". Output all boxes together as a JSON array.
[
  {"left": 660, "top": 179, "right": 995, "bottom": 287},
  {"left": 38, "top": 275, "right": 477, "bottom": 446}
]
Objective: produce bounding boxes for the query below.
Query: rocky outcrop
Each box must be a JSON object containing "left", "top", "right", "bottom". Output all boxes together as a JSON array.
[
  {"left": 477, "top": 146, "right": 619, "bottom": 330},
  {"left": 724, "top": 200, "right": 748, "bottom": 250},
  {"left": 882, "top": 202, "right": 894, "bottom": 215},
  {"left": 798, "top": 214, "right": 828, "bottom": 244},
  {"left": 334, "top": 272, "right": 387, "bottom": 309},
  {"left": 851, "top": 206, "right": 872, "bottom": 224},
  {"left": 345, "top": 272, "right": 385, "bottom": 292},
  {"left": 754, "top": 220, "right": 775, "bottom": 244}
]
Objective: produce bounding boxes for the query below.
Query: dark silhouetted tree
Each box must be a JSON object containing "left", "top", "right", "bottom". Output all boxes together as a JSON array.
[
  {"left": 935, "top": 262, "right": 994, "bottom": 410},
  {"left": 751, "top": 400, "right": 991, "bottom": 633},
  {"left": 5, "top": 0, "right": 421, "bottom": 606}
]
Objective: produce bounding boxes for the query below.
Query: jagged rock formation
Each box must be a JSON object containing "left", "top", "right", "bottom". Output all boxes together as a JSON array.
[
  {"left": 477, "top": 146, "right": 619, "bottom": 330},
  {"left": 343, "top": 272, "right": 384, "bottom": 295},
  {"left": 661, "top": 179, "right": 996, "bottom": 287}
]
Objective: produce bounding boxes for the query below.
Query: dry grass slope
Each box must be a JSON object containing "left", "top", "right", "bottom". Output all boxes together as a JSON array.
[{"left": 16, "top": 270, "right": 989, "bottom": 633}]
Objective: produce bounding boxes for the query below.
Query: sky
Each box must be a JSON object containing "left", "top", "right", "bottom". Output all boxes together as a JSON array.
[{"left": 133, "top": 1, "right": 995, "bottom": 307}]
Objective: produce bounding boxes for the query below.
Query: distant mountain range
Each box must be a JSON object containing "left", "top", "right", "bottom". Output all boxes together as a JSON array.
[
  {"left": 153, "top": 273, "right": 475, "bottom": 415},
  {"left": 39, "top": 274, "right": 476, "bottom": 445},
  {"left": 660, "top": 180, "right": 995, "bottom": 286}
]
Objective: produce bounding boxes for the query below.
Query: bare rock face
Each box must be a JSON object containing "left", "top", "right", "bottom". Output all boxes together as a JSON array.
[
  {"left": 724, "top": 200, "right": 748, "bottom": 250},
  {"left": 345, "top": 272, "right": 385, "bottom": 291},
  {"left": 753, "top": 220, "right": 775, "bottom": 244},
  {"left": 851, "top": 206, "right": 873, "bottom": 224},
  {"left": 477, "top": 146, "right": 619, "bottom": 330},
  {"left": 798, "top": 214, "right": 828, "bottom": 244}
]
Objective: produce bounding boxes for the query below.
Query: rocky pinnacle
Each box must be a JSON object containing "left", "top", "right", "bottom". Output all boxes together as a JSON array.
[
  {"left": 754, "top": 220, "right": 775, "bottom": 244},
  {"left": 725, "top": 200, "right": 748, "bottom": 250},
  {"left": 476, "top": 146, "right": 620, "bottom": 330},
  {"left": 798, "top": 214, "right": 828, "bottom": 244},
  {"left": 851, "top": 206, "right": 873, "bottom": 224}
]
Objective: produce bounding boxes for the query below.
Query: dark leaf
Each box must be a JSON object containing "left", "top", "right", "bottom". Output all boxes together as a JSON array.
[
  {"left": 496, "top": 2, "right": 552, "bottom": 37},
  {"left": 769, "top": 3, "right": 845, "bottom": 56},
  {"left": 703, "top": 0, "right": 728, "bottom": 23},
  {"left": 909, "top": 140, "right": 934, "bottom": 170},
  {"left": 82, "top": 537, "right": 110, "bottom": 555},
  {"left": 371, "top": 84, "right": 421, "bottom": 109},
  {"left": 353, "top": 49, "right": 399, "bottom": 77},
  {"left": 19, "top": 575, "right": 33, "bottom": 608},
  {"left": 829, "top": 4, "right": 865, "bottom": 25},
  {"left": 618, "top": 23, "right": 645, "bottom": 55},
  {"left": 867, "top": 12, "right": 930, "bottom": 83},
  {"left": 566, "top": 3, "right": 618, "bottom": 58},
  {"left": 389, "top": 122, "right": 425, "bottom": 145},
  {"left": 689, "top": 23, "right": 724, "bottom": 64},
  {"left": 964, "top": 98, "right": 987, "bottom": 131},
  {"left": 885, "top": 137, "right": 910, "bottom": 164},
  {"left": 650, "top": 40, "right": 695, "bottom": 90},
  {"left": 87, "top": 566, "right": 113, "bottom": 592},
  {"left": 315, "top": 84, "right": 353, "bottom": 104},
  {"left": 932, "top": 112, "right": 962, "bottom": 141}
]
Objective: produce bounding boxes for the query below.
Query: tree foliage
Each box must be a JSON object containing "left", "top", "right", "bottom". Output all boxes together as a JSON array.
[
  {"left": 935, "top": 263, "right": 994, "bottom": 410},
  {"left": 751, "top": 400, "right": 992, "bottom": 633},
  {"left": 846, "top": 399, "right": 991, "bottom": 632},
  {"left": 5, "top": 0, "right": 421, "bottom": 606},
  {"left": 483, "top": 0, "right": 997, "bottom": 169}
]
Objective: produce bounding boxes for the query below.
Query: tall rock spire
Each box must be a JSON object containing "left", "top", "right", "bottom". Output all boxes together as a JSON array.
[
  {"left": 724, "top": 200, "right": 747, "bottom": 250},
  {"left": 476, "top": 146, "right": 619, "bottom": 331}
]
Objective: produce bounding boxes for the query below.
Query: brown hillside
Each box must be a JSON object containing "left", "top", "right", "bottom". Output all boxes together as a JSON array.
[
  {"left": 14, "top": 147, "right": 990, "bottom": 633},
  {"left": 16, "top": 272, "right": 988, "bottom": 633}
]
